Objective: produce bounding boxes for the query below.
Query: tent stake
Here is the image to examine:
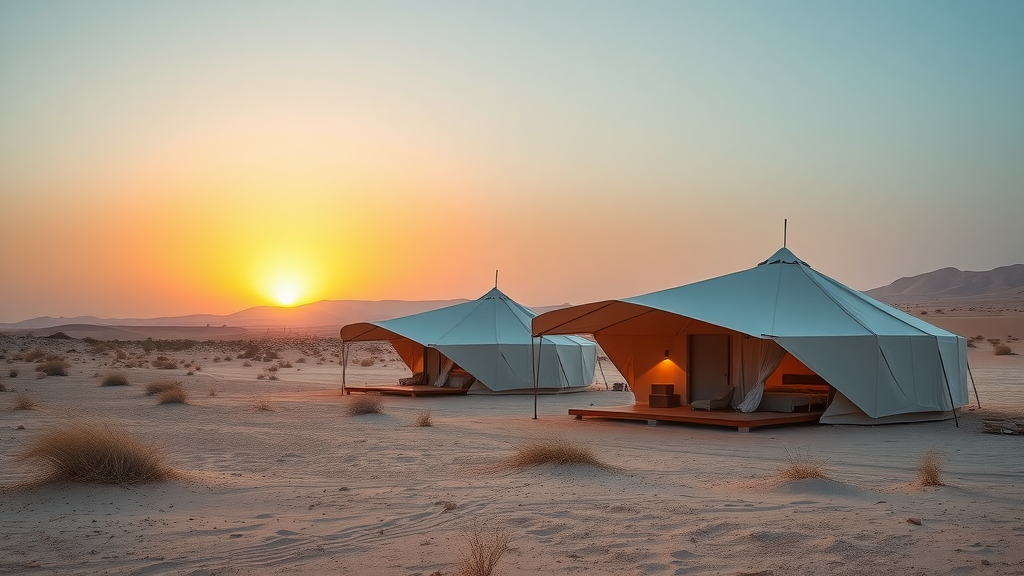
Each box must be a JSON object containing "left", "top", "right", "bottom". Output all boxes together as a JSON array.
[{"left": 967, "top": 360, "right": 981, "bottom": 409}]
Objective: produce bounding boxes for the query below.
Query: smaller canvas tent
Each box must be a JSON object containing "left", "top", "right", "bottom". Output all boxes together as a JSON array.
[
  {"left": 340, "top": 288, "right": 597, "bottom": 394},
  {"left": 531, "top": 247, "right": 970, "bottom": 424}
]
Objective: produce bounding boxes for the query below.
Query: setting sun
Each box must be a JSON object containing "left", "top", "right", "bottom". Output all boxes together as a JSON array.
[{"left": 271, "top": 278, "right": 302, "bottom": 307}]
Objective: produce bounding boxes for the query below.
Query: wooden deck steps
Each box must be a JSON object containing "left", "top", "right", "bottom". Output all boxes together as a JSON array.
[{"left": 568, "top": 404, "right": 823, "bottom": 431}]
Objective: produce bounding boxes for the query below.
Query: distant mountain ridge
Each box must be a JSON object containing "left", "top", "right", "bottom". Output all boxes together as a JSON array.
[
  {"left": 0, "top": 299, "right": 470, "bottom": 332},
  {"left": 865, "top": 264, "right": 1024, "bottom": 304}
]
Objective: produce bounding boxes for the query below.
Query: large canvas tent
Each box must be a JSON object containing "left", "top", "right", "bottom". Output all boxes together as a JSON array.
[
  {"left": 341, "top": 288, "right": 597, "bottom": 394},
  {"left": 532, "top": 247, "right": 970, "bottom": 424}
]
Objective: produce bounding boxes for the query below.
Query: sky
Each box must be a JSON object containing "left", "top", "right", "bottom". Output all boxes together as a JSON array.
[{"left": 1, "top": 0, "right": 1022, "bottom": 323}]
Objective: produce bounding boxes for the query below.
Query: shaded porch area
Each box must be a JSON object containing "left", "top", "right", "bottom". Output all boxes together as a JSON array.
[{"left": 568, "top": 404, "right": 824, "bottom": 432}]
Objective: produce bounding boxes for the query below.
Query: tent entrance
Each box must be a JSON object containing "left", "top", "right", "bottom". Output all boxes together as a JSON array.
[{"left": 689, "top": 334, "right": 731, "bottom": 404}]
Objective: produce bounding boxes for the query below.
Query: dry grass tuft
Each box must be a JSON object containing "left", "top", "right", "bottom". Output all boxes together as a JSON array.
[
  {"left": 918, "top": 449, "right": 945, "bottom": 486},
  {"left": 994, "top": 344, "right": 1012, "bottom": 356},
  {"left": 208, "top": 385, "right": 217, "bottom": 397},
  {"left": 100, "top": 371, "right": 130, "bottom": 387},
  {"left": 145, "top": 380, "right": 182, "bottom": 395},
  {"left": 252, "top": 396, "right": 275, "bottom": 411},
  {"left": 156, "top": 386, "right": 188, "bottom": 405},
  {"left": 779, "top": 448, "right": 830, "bottom": 481},
  {"left": 20, "top": 349, "right": 46, "bottom": 362},
  {"left": 35, "top": 360, "right": 69, "bottom": 376},
  {"left": 501, "top": 436, "right": 613, "bottom": 470},
  {"left": 8, "top": 367, "right": 18, "bottom": 378},
  {"left": 18, "top": 421, "right": 172, "bottom": 485},
  {"left": 457, "top": 522, "right": 512, "bottom": 576},
  {"left": 346, "top": 395, "right": 384, "bottom": 416},
  {"left": 13, "top": 392, "right": 37, "bottom": 410},
  {"left": 415, "top": 410, "right": 434, "bottom": 427}
]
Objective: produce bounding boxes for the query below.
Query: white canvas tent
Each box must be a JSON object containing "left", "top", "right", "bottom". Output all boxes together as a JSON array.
[
  {"left": 341, "top": 288, "right": 597, "bottom": 394},
  {"left": 532, "top": 247, "right": 970, "bottom": 424}
]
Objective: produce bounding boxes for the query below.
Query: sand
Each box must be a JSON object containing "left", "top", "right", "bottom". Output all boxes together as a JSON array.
[{"left": 1, "top": 333, "right": 1023, "bottom": 576}]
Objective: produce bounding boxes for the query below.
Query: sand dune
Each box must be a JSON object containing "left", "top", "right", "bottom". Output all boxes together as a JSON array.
[{"left": 1, "top": 333, "right": 1022, "bottom": 575}]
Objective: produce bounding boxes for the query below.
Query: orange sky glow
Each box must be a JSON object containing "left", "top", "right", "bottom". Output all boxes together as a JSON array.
[{"left": 1, "top": 2, "right": 1021, "bottom": 323}]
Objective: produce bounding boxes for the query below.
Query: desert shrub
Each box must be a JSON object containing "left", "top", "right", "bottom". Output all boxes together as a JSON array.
[
  {"left": 994, "top": 344, "right": 1012, "bottom": 356},
  {"left": 223, "top": 355, "right": 232, "bottom": 361},
  {"left": 21, "top": 349, "right": 46, "bottom": 362},
  {"left": 502, "top": 437, "right": 611, "bottom": 470},
  {"left": 359, "top": 358, "right": 375, "bottom": 367},
  {"left": 157, "top": 386, "right": 188, "bottom": 405},
  {"left": 242, "top": 361, "right": 253, "bottom": 367},
  {"left": 100, "top": 371, "right": 130, "bottom": 387},
  {"left": 267, "top": 365, "right": 279, "bottom": 373},
  {"left": 115, "top": 350, "right": 128, "bottom": 360},
  {"left": 295, "top": 357, "right": 306, "bottom": 363},
  {"left": 145, "top": 380, "right": 182, "bottom": 395},
  {"left": 253, "top": 396, "right": 274, "bottom": 411},
  {"left": 0, "top": 382, "right": 6, "bottom": 393},
  {"left": 918, "top": 449, "right": 945, "bottom": 486},
  {"left": 208, "top": 385, "right": 217, "bottom": 397},
  {"left": 780, "top": 448, "right": 830, "bottom": 481},
  {"left": 35, "top": 360, "right": 69, "bottom": 376},
  {"left": 415, "top": 410, "right": 433, "bottom": 427},
  {"left": 346, "top": 395, "right": 383, "bottom": 416},
  {"left": 256, "top": 372, "right": 266, "bottom": 380},
  {"left": 9, "top": 368, "right": 18, "bottom": 378},
  {"left": 14, "top": 392, "right": 37, "bottom": 410},
  {"left": 457, "top": 522, "right": 512, "bottom": 576},
  {"left": 152, "top": 358, "right": 178, "bottom": 369},
  {"left": 278, "top": 361, "right": 292, "bottom": 368},
  {"left": 18, "top": 421, "right": 171, "bottom": 485},
  {"left": 966, "top": 340, "right": 976, "bottom": 348}
]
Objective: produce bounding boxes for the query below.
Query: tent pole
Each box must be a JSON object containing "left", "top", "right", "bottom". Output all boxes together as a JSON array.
[
  {"left": 533, "top": 335, "right": 543, "bottom": 420},
  {"left": 341, "top": 336, "right": 347, "bottom": 394},
  {"left": 967, "top": 360, "right": 981, "bottom": 409},
  {"left": 938, "top": 353, "right": 959, "bottom": 428}
]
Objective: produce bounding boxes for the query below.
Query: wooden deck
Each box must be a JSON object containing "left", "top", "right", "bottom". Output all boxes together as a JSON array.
[
  {"left": 568, "top": 404, "right": 824, "bottom": 432},
  {"left": 343, "top": 384, "right": 470, "bottom": 397}
]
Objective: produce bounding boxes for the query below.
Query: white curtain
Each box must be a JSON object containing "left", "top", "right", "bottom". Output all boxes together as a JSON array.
[{"left": 736, "top": 338, "right": 787, "bottom": 412}]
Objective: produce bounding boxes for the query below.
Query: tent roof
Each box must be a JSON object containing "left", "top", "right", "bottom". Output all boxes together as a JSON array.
[
  {"left": 343, "top": 287, "right": 591, "bottom": 348},
  {"left": 533, "top": 247, "right": 959, "bottom": 340}
]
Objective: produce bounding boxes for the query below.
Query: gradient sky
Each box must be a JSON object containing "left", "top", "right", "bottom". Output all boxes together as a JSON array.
[{"left": 1, "top": 0, "right": 1022, "bottom": 322}]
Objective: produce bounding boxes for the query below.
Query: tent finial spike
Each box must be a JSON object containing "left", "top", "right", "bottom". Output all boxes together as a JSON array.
[
  {"left": 784, "top": 219, "right": 788, "bottom": 248},
  {"left": 494, "top": 269, "right": 498, "bottom": 289}
]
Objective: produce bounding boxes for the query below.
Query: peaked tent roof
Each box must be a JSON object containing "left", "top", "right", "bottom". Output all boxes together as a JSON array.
[
  {"left": 532, "top": 248, "right": 969, "bottom": 423},
  {"left": 342, "top": 288, "right": 596, "bottom": 393}
]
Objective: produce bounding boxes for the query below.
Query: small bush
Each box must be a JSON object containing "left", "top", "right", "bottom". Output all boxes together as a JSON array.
[
  {"left": 457, "top": 522, "right": 512, "bottom": 576},
  {"left": 918, "top": 449, "right": 945, "bottom": 486},
  {"left": 253, "top": 396, "right": 274, "bottom": 411},
  {"left": 359, "top": 358, "right": 375, "bottom": 367},
  {"left": 9, "top": 368, "right": 18, "bottom": 378},
  {"left": 780, "top": 448, "right": 830, "bottom": 481},
  {"left": 14, "top": 392, "right": 36, "bottom": 410},
  {"left": 152, "top": 359, "right": 178, "bottom": 369},
  {"left": 100, "top": 371, "right": 130, "bottom": 387},
  {"left": 35, "top": 360, "right": 69, "bottom": 376},
  {"left": 21, "top": 349, "right": 46, "bottom": 362},
  {"left": 502, "top": 437, "right": 611, "bottom": 470},
  {"left": 157, "top": 386, "right": 188, "bottom": 405},
  {"left": 994, "top": 344, "right": 1012, "bottom": 356},
  {"left": 346, "top": 395, "right": 383, "bottom": 416},
  {"left": 242, "top": 361, "right": 253, "bottom": 367},
  {"left": 295, "top": 357, "right": 306, "bottom": 363},
  {"left": 208, "top": 385, "right": 217, "bottom": 397},
  {"left": 415, "top": 410, "right": 433, "bottom": 427},
  {"left": 18, "top": 421, "right": 171, "bottom": 485},
  {"left": 145, "top": 380, "right": 182, "bottom": 395}
]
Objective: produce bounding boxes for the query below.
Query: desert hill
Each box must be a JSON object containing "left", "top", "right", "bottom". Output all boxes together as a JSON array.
[{"left": 865, "top": 264, "right": 1024, "bottom": 305}]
